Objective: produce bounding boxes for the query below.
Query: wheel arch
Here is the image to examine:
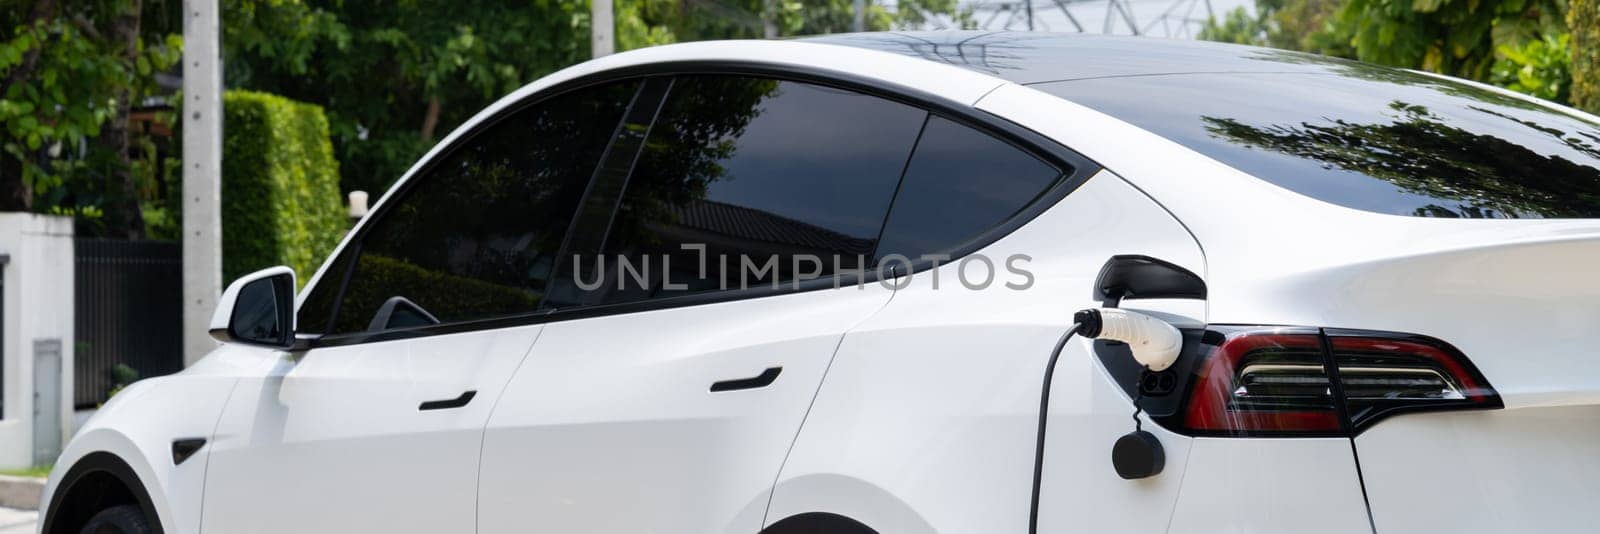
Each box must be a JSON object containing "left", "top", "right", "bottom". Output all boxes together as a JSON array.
[
  {"left": 40, "top": 451, "right": 164, "bottom": 534},
  {"left": 761, "top": 512, "right": 878, "bottom": 534},
  {"left": 41, "top": 369, "right": 240, "bottom": 534},
  {"left": 765, "top": 473, "right": 938, "bottom": 534}
]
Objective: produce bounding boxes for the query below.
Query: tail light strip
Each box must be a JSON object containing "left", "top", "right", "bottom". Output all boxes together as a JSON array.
[{"left": 1168, "top": 327, "right": 1501, "bottom": 437}]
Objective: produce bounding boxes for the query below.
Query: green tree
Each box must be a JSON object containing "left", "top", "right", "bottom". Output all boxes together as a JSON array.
[
  {"left": 1197, "top": 4, "right": 1265, "bottom": 45},
  {"left": 224, "top": 0, "right": 591, "bottom": 196},
  {"left": 1200, "top": 0, "right": 1354, "bottom": 58},
  {"left": 1338, "top": 0, "right": 1566, "bottom": 81},
  {"left": 633, "top": 0, "right": 965, "bottom": 41},
  {"left": 1490, "top": 32, "right": 1571, "bottom": 102},
  {"left": 1, "top": 0, "right": 183, "bottom": 238},
  {"left": 223, "top": 0, "right": 966, "bottom": 197}
]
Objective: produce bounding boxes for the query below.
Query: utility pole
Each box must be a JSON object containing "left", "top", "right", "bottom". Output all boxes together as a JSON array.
[
  {"left": 854, "top": 0, "right": 866, "bottom": 32},
  {"left": 182, "top": 0, "right": 223, "bottom": 366},
  {"left": 1026, "top": 0, "right": 1035, "bottom": 31},
  {"left": 763, "top": 0, "right": 779, "bottom": 38},
  {"left": 592, "top": 0, "right": 614, "bottom": 57}
]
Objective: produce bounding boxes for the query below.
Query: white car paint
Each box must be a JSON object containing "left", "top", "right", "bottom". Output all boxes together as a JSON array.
[
  {"left": 45, "top": 344, "right": 265, "bottom": 534},
  {"left": 200, "top": 325, "right": 543, "bottom": 533},
  {"left": 770, "top": 170, "right": 1215, "bottom": 534},
  {"left": 39, "top": 34, "right": 1600, "bottom": 534},
  {"left": 479, "top": 282, "right": 894, "bottom": 533},
  {"left": 1165, "top": 437, "right": 1370, "bottom": 534},
  {"left": 981, "top": 73, "right": 1600, "bottom": 534}
]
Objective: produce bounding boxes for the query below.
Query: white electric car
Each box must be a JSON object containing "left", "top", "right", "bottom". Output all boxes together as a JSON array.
[{"left": 42, "top": 32, "right": 1600, "bottom": 534}]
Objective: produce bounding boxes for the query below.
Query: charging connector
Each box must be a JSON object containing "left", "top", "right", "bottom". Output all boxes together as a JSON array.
[
  {"left": 1073, "top": 308, "right": 1183, "bottom": 372},
  {"left": 1031, "top": 308, "right": 1187, "bottom": 531}
]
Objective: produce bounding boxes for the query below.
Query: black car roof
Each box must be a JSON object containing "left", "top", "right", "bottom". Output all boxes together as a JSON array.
[{"left": 802, "top": 31, "right": 1360, "bottom": 85}]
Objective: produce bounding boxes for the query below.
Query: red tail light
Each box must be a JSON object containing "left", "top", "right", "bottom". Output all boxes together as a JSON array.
[
  {"left": 1324, "top": 330, "right": 1500, "bottom": 431},
  {"left": 1170, "top": 327, "right": 1500, "bottom": 437}
]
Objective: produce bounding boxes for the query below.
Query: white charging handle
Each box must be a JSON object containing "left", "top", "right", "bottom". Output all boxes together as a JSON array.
[{"left": 1075, "top": 308, "right": 1183, "bottom": 372}]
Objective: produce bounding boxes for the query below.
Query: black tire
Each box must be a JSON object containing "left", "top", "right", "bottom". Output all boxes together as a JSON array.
[{"left": 79, "top": 505, "right": 151, "bottom": 534}]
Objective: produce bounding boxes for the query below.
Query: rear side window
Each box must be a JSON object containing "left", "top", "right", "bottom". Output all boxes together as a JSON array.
[
  {"left": 298, "top": 80, "right": 638, "bottom": 335},
  {"left": 875, "top": 115, "right": 1062, "bottom": 262},
  {"left": 1038, "top": 67, "right": 1600, "bottom": 218},
  {"left": 555, "top": 75, "right": 927, "bottom": 306}
]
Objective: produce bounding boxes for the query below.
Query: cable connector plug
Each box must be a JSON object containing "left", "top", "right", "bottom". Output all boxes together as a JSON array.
[{"left": 1073, "top": 308, "right": 1182, "bottom": 372}]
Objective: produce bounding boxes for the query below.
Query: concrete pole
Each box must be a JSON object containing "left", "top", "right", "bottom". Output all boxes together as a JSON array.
[
  {"left": 181, "top": 0, "right": 223, "bottom": 366},
  {"left": 592, "top": 0, "right": 614, "bottom": 57},
  {"left": 854, "top": 0, "right": 866, "bottom": 32},
  {"left": 763, "top": 0, "right": 779, "bottom": 38}
]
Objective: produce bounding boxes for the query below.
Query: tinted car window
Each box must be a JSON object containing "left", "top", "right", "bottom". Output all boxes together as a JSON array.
[
  {"left": 298, "top": 80, "right": 638, "bottom": 335},
  {"left": 555, "top": 76, "right": 927, "bottom": 306},
  {"left": 297, "top": 251, "right": 352, "bottom": 335},
  {"left": 540, "top": 79, "right": 672, "bottom": 307},
  {"left": 1037, "top": 64, "right": 1600, "bottom": 218},
  {"left": 875, "top": 116, "right": 1062, "bottom": 262}
]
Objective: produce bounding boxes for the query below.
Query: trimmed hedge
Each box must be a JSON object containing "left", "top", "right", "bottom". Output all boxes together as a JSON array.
[
  {"left": 222, "top": 91, "right": 346, "bottom": 286},
  {"left": 1573, "top": 0, "right": 1600, "bottom": 114}
]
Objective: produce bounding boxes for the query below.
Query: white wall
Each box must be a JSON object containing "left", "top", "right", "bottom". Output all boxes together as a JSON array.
[{"left": 0, "top": 213, "right": 75, "bottom": 469}]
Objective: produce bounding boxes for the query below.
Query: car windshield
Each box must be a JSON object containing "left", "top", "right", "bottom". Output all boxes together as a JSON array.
[{"left": 1035, "top": 52, "right": 1600, "bottom": 219}]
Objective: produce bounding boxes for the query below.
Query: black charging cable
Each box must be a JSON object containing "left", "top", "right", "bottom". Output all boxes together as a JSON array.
[
  {"left": 1029, "top": 309, "right": 1169, "bottom": 533},
  {"left": 1028, "top": 321, "right": 1082, "bottom": 534}
]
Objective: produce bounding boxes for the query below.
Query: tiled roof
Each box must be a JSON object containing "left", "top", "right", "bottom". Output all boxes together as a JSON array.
[{"left": 668, "top": 199, "right": 876, "bottom": 256}]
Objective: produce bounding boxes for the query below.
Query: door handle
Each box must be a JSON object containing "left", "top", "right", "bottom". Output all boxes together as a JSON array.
[
  {"left": 419, "top": 390, "right": 477, "bottom": 411},
  {"left": 710, "top": 367, "right": 782, "bottom": 392}
]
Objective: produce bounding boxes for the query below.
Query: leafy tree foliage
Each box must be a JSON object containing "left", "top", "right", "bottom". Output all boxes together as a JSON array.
[
  {"left": 1196, "top": 5, "right": 1264, "bottom": 44},
  {"left": 1, "top": 0, "right": 183, "bottom": 237},
  {"left": 223, "top": 0, "right": 965, "bottom": 197},
  {"left": 1199, "top": 0, "right": 1352, "bottom": 58},
  {"left": 1336, "top": 0, "right": 1566, "bottom": 81},
  {"left": 645, "top": 0, "right": 965, "bottom": 39},
  {"left": 223, "top": 0, "right": 590, "bottom": 196},
  {"left": 1490, "top": 32, "right": 1571, "bottom": 102},
  {"left": 1203, "top": 0, "right": 1580, "bottom": 110}
]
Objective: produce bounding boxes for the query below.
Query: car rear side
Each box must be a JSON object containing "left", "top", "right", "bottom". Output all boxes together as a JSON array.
[{"left": 960, "top": 33, "right": 1600, "bottom": 533}]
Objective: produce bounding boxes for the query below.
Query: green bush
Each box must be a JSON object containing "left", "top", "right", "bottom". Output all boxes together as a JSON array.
[
  {"left": 222, "top": 91, "right": 346, "bottom": 285},
  {"left": 1491, "top": 33, "right": 1572, "bottom": 104},
  {"left": 1572, "top": 0, "right": 1600, "bottom": 114}
]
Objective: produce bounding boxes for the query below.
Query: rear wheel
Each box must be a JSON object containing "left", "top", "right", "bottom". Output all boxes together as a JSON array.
[
  {"left": 763, "top": 513, "right": 877, "bottom": 534},
  {"left": 79, "top": 505, "right": 151, "bottom": 534}
]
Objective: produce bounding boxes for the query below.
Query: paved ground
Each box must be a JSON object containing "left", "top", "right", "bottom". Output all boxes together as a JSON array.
[{"left": 0, "top": 506, "right": 36, "bottom": 533}]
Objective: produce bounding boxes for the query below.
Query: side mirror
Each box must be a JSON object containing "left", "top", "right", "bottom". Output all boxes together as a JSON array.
[{"left": 209, "top": 266, "right": 296, "bottom": 348}]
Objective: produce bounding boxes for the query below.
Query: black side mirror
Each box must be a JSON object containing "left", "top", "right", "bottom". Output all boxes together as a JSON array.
[{"left": 210, "top": 266, "right": 297, "bottom": 348}]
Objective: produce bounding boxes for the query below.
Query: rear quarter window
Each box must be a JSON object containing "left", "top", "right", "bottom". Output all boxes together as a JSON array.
[{"left": 875, "top": 115, "right": 1062, "bottom": 263}]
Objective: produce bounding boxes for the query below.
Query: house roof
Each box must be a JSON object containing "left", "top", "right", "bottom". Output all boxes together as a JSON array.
[{"left": 668, "top": 199, "right": 877, "bottom": 257}]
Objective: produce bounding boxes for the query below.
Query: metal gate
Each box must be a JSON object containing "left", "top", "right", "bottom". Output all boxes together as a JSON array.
[{"left": 74, "top": 239, "right": 183, "bottom": 408}]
